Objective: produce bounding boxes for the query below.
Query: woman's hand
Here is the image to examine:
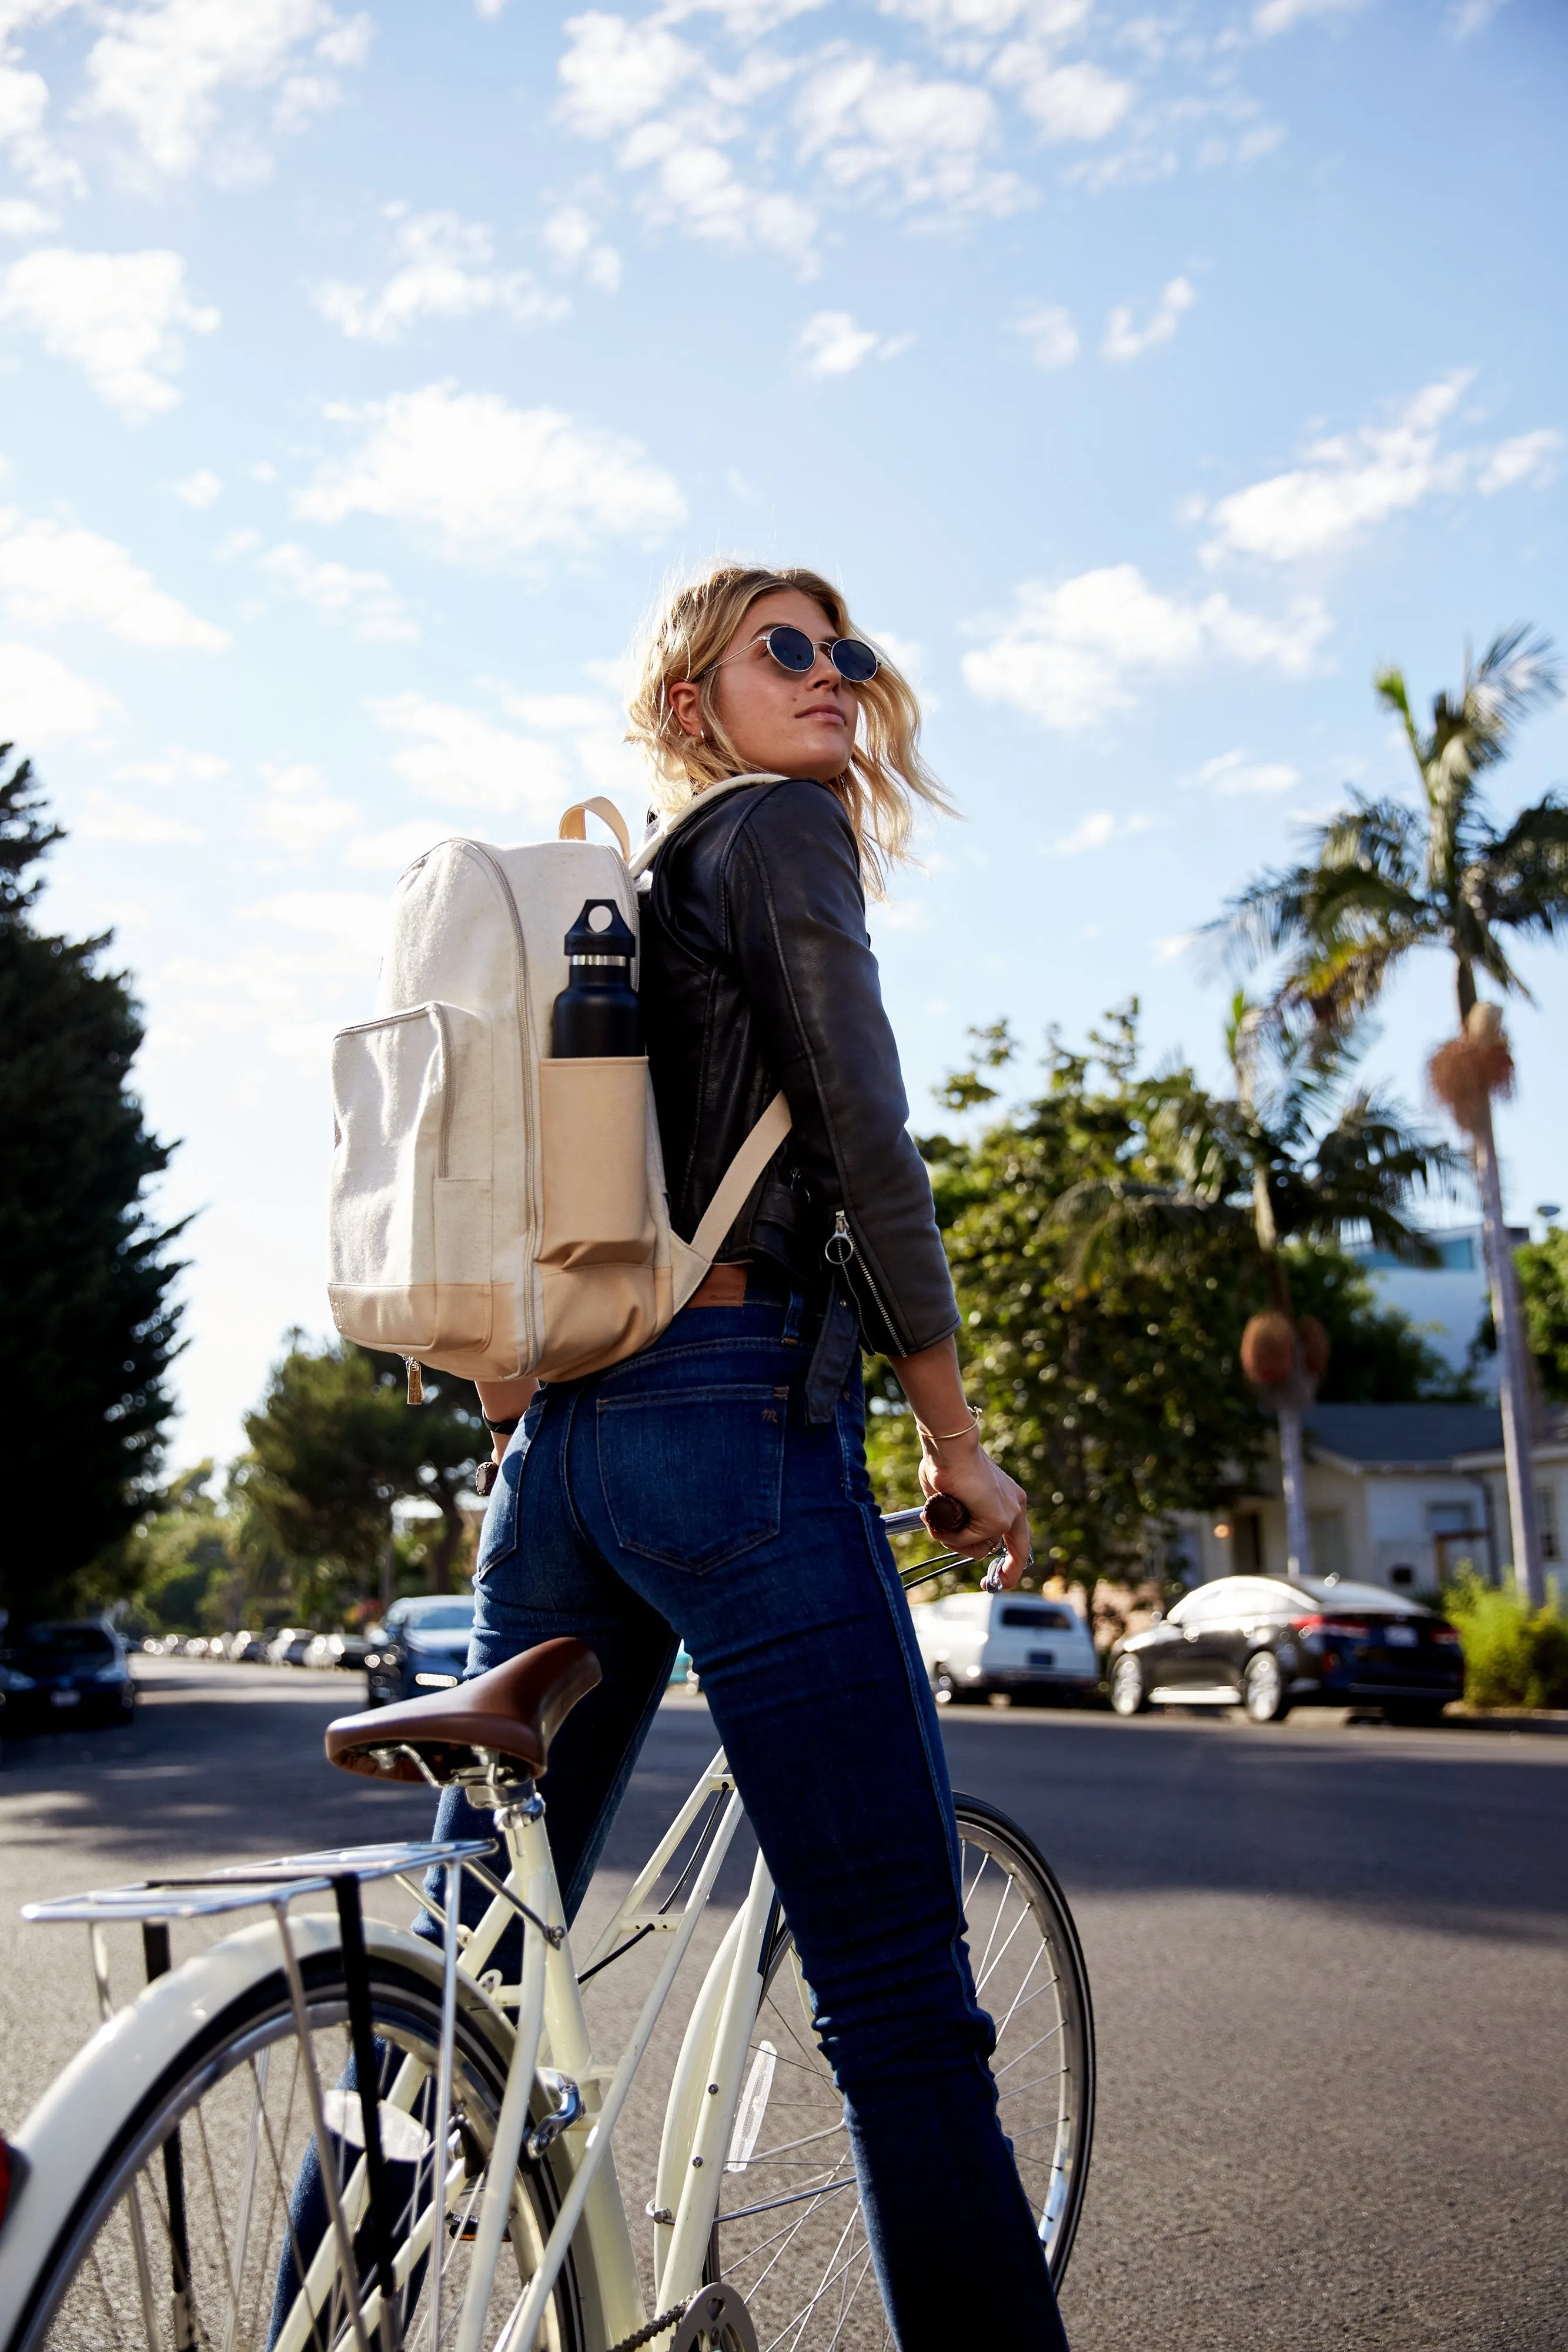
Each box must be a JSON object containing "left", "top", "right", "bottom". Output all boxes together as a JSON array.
[{"left": 919, "top": 1432, "right": 1031, "bottom": 1590}]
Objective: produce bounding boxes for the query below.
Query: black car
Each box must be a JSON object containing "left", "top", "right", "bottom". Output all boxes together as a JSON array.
[
  {"left": 1, "top": 1620, "right": 137, "bottom": 1732},
  {"left": 1106, "top": 1575, "right": 1465, "bottom": 1726},
  {"left": 364, "top": 1595, "right": 476, "bottom": 1706}
]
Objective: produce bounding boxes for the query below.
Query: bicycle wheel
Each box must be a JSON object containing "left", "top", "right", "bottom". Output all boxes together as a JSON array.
[
  {"left": 8, "top": 1917, "right": 587, "bottom": 2352},
  {"left": 707, "top": 1794, "right": 1094, "bottom": 2347}
]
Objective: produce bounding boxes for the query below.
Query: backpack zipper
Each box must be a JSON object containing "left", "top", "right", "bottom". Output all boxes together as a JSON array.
[{"left": 825, "top": 1209, "right": 899, "bottom": 1341}]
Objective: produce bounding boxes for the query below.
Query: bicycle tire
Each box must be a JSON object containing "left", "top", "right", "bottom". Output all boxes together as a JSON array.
[
  {"left": 5, "top": 1916, "right": 591, "bottom": 2352},
  {"left": 705, "top": 1793, "right": 1094, "bottom": 2344}
]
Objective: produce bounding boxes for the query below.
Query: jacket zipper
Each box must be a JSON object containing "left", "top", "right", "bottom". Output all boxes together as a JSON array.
[{"left": 825, "top": 1209, "right": 902, "bottom": 1347}]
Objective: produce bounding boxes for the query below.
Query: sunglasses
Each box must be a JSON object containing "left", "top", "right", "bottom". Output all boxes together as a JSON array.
[{"left": 713, "top": 623, "right": 880, "bottom": 686}]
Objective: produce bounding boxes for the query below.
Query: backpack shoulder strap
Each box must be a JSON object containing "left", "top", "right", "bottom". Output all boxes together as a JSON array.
[
  {"left": 627, "top": 771, "right": 785, "bottom": 880},
  {"left": 688, "top": 1091, "right": 792, "bottom": 1263}
]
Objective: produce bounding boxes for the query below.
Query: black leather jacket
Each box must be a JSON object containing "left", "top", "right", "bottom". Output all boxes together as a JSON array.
[{"left": 639, "top": 776, "right": 958, "bottom": 1359}]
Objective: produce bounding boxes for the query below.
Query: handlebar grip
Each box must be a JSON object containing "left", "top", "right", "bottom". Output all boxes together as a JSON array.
[{"left": 922, "top": 1493, "right": 971, "bottom": 1536}]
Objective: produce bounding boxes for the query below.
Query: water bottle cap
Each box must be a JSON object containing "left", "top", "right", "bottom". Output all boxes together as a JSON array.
[{"left": 564, "top": 899, "right": 635, "bottom": 960}]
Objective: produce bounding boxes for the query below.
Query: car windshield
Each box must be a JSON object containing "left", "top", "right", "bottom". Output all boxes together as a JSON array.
[
  {"left": 404, "top": 1601, "right": 475, "bottom": 1632},
  {"left": 18, "top": 1625, "right": 115, "bottom": 1663}
]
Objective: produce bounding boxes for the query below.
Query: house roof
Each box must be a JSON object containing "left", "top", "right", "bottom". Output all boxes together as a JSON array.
[{"left": 1303, "top": 1402, "right": 1503, "bottom": 1470}]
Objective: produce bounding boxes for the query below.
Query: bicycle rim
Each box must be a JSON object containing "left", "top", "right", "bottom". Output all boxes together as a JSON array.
[
  {"left": 706, "top": 1795, "right": 1094, "bottom": 2348},
  {"left": 14, "top": 1945, "right": 584, "bottom": 2352}
]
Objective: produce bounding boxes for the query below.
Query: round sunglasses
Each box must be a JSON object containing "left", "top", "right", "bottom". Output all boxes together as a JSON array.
[{"left": 713, "top": 622, "right": 880, "bottom": 686}]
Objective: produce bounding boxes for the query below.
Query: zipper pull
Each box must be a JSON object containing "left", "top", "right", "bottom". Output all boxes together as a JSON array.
[
  {"left": 405, "top": 1358, "right": 425, "bottom": 1405},
  {"left": 825, "top": 1210, "right": 854, "bottom": 1268}
]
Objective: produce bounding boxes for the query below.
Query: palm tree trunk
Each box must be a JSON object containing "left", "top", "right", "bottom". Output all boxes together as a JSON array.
[
  {"left": 1473, "top": 1098, "right": 1544, "bottom": 1608},
  {"left": 1277, "top": 1396, "right": 1312, "bottom": 1579}
]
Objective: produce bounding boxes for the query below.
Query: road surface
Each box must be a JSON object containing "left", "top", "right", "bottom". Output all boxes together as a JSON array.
[{"left": 2, "top": 1659, "right": 1566, "bottom": 2348}]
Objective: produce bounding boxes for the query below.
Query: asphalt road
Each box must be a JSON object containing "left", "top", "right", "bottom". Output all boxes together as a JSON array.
[{"left": 3, "top": 1661, "right": 1566, "bottom": 2350}]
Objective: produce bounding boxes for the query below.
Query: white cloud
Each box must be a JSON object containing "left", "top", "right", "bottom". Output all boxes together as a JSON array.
[
  {"left": 313, "top": 207, "right": 567, "bottom": 343},
  {"left": 1016, "top": 302, "right": 1078, "bottom": 369},
  {"left": 1450, "top": 0, "right": 1507, "bottom": 35},
  {"left": 0, "top": 511, "right": 228, "bottom": 647},
  {"left": 540, "top": 205, "right": 622, "bottom": 292},
  {"left": 1102, "top": 273, "right": 1195, "bottom": 363},
  {"left": 0, "top": 198, "right": 54, "bottom": 236},
  {"left": 370, "top": 693, "right": 574, "bottom": 819},
  {"left": 244, "top": 888, "right": 390, "bottom": 958},
  {"left": 1051, "top": 809, "right": 1154, "bottom": 855},
  {"left": 1189, "top": 749, "right": 1301, "bottom": 797},
  {"left": 1152, "top": 931, "right": 1196, "bottom": 963},
  {"left": 117, "top": 745, "right": 229, "bottom": 787},
  {"left": 75, "top": 790, "right": 203, "bottom": 843},
  {"left": 1476, "top": 428, "right": 1561, "bottom": 495},
  {"left": 556, "top": 11, "right": 700, "bottom": 138},
  {"left": 619, "top": 119, "right": 820, "bottom": 260},
  {"left": 991, "top": 48, "right": 1131, "bottom": 142},
  {"left": 81, "top": 0, "right": 373, "bottom": 178},
  {"left": 256, "top": 542, "right": 418, "bottom": 642},
  {"left": 0, "top": 639, "right": 118, "bottom": 738},
  {"left": 1202, "top": 374, "right": 1472, "bottom": 562},
  {"left": 0, "top": 246, "right": 218, "bottom": 417},
  {"left": 796, "top": 54, "right": 1028, "bottom": 217},
  {"left": 174, "top": 467, "right": 222, "bottom": 507},
  {"left": 297, "top": 383, "right": 686, "bottom": 566},
  {"left": 250, "top": 761, "right": 357, "bottom": 856},
  {"left": 797, "top": 309, "right": 911, "bottom": 376},
  {"left": 1252, "top": 0, "right": 1363, "bottom": 32},
  {"left": 345, "top": 818, "right": 463, "bottom": 872},
  {"left": 962, "top": 563, "right": 1330, "bottom": 730}
]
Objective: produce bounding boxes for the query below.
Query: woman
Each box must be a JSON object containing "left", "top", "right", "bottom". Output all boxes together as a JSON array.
[{"left": 441, "top": 563, "right": 1068, "bottom": 2349}]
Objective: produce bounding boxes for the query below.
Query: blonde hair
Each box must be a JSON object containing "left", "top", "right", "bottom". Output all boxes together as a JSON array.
[{"left": 626, "top": 563, "right": 956, "bottom": 891}]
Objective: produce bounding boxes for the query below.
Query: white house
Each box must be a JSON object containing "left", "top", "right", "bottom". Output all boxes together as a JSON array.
[
  {"left": 1347, "top": 1222, "right": 1519, "bottom": 1396},
  {"left": 1179, "top": 1404, "right": 1504, "bottom": 1595},
  {"left": 1455, "top": 1414, "right": 1568, "bottom": 1609}
]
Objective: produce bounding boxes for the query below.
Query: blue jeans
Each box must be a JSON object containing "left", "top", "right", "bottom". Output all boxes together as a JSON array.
[{"left": 430, "top": 1284, "right": 1068, "bottom": 2351}]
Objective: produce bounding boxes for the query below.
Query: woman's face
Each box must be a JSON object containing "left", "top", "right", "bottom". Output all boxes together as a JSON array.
[{"left": 670, "top": 589, "right": 858, "bottom": 783}]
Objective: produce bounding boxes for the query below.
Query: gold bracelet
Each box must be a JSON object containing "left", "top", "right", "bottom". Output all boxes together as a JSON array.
[{"left": 917, "top": 1407, "right": 980, "bottom": 1445}]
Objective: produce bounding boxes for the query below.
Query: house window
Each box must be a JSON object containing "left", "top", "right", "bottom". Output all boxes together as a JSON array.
[
  {"left": 1426, "top": 1502, "right": 1476, "bottom": 1536},
  {"left": 1540, "top": 1487, "right": 1561, "bottom": 1565},
  {"left": 1308, "top": 1509, "right": 1349, "bottom": 1579}
]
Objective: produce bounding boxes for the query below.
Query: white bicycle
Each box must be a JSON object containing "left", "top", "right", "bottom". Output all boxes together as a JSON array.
[{"left": 0, "top": 1513, "right": 1094, "bottom": 2352}]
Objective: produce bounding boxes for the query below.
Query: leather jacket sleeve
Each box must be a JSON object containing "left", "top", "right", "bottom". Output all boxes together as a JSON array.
[{"left": 723, "top": 781, "right": 958, "bottom": 1358}]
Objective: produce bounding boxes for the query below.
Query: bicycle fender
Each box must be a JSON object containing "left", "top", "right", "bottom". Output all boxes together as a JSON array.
[{"left": 0, "top": 1913, "right": 510, "bottom": 2350}]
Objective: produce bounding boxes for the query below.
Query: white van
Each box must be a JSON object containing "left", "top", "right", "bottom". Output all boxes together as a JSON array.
[{"left": 910, "top": 1590, "right": 1101, "bottom": 1706}]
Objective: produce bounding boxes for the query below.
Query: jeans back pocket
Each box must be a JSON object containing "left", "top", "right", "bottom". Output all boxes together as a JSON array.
[{"left": 595, "top": 1384, "right": 788, "bottom": 1573}]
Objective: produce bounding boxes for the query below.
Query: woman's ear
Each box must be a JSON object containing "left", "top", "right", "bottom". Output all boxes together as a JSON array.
[{"left": 666, "top": 679, "right": 704, "bottom": 739}]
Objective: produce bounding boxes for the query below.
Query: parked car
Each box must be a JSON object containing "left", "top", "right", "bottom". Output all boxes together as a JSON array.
[
  {"left": 0, "top": 1621, "right": 136, "bottom": 1731},
  {"left": 1106, "top": 1574, "right": 1465, "bottom": 1726},
  {"left": 364, "top": 1596, "right": 476, "bottom": 1706},
  {"left": 910, "top": 1590, "right": 1101, "bottom": 1706},
  {"left": 266, "top": 1628, "right": 313, "bottom": 1668}
]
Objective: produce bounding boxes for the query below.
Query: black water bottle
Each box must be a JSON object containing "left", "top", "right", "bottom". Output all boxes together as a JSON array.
[{"left": 551, "top": 899, "right": 642, "bottom": 1057}]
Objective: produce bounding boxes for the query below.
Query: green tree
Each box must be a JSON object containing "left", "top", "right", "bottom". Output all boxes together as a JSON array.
[
  {"left": 868, "top": 1011, "right": 1268, "bottom": 1612},
  {"left": 243, "top": 1338, "right": 484, "bottom": 1614},
  {"left": 1051, "top": 1001, "right": 1458, "bottom": 1578},
  {"left": 1514, "top": 1223, "right": 1568, "bottom": 1402},
  {"left": 1213, "top": 629, "right": 1568, "bottom": 1603},
  {"left": 0, "top": 749, "right": 185, "bottom": 1623}
]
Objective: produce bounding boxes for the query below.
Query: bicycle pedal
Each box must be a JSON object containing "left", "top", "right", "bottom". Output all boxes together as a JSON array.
[{"left": 448, "top": 2210, "right": 510, "bottom": 2243}]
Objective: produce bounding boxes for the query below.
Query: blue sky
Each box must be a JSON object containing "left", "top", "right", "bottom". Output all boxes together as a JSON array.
[{"left": 2, "top": 0, "right": 1564, "bottom": 1467}]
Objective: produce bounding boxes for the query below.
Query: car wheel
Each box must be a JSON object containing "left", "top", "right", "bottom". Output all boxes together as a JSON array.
[
  {"left": 1109, "top": 1655, "right": 1148, "bottom": 1717},
  {"left": 932, "top": 1667, "right": 978, "bottom": 1707},
  {"left": 1242, "top": 1651, "right": 1290, "bottom": 1724}
]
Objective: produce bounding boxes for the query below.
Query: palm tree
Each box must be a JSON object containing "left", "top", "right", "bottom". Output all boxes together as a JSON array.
[
  {"left": 1052, "top": 1002, "right": 1457, "bottom": 1579},
  {"left": 1211, "top": 627, "right": 1568, "bottom": 1605}
]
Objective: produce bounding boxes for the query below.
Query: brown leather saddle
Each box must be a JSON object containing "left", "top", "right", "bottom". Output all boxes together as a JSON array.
[{"left": 325, "top": 1638, "right": 601, "bottom": 1786}]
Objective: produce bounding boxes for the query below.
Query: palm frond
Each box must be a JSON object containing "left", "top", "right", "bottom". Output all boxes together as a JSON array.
[
  {"left": 1482, "top": 794, "right": 1568, "bottom": 937},
  {"left": 1047, "top": 1178, "right": 1251, "bottom": 1282},
  {"left": 1463, "top": 626, "right": 1564, "bottom": 769}
]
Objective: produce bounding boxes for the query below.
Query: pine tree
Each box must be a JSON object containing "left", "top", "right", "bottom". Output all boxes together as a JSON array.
[{"left": 0, "top": 747, "right": 186, "bottom": 1621}]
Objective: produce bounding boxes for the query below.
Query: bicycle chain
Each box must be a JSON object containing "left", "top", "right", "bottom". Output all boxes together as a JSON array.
[{"left": 604, "top": 2297, "right": 696, "bottom": 2352}]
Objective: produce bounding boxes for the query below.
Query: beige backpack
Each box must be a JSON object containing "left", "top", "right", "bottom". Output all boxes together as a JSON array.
[{"left": 327, "top": 776, "right": 790, "bottom": 1389}]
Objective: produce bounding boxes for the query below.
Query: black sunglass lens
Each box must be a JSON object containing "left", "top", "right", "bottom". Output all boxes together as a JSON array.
[
  {"left": 765, "top": 625, "right": 818, "bottom": 673},
  {"left": 831, "top": 637, "right": 879, "bottom": 684}
]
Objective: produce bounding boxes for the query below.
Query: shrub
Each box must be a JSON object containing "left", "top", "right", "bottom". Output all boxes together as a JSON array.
[{"left": 1445, "top": 1572, "right": 1568, "bottom": 1710}]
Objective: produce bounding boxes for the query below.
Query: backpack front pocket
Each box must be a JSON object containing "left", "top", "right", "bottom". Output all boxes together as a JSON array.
[
  {"left": 328, "top": 1001, "right": 495, "bottom": 1355},
  {"left": 537, "top": 1057, "right": 655, "bottom": 1267}
]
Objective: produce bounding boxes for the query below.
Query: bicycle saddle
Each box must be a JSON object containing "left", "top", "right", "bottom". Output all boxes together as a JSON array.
[{"left": 324, "top": 1638, "right": 602, "bottom": 1786}]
